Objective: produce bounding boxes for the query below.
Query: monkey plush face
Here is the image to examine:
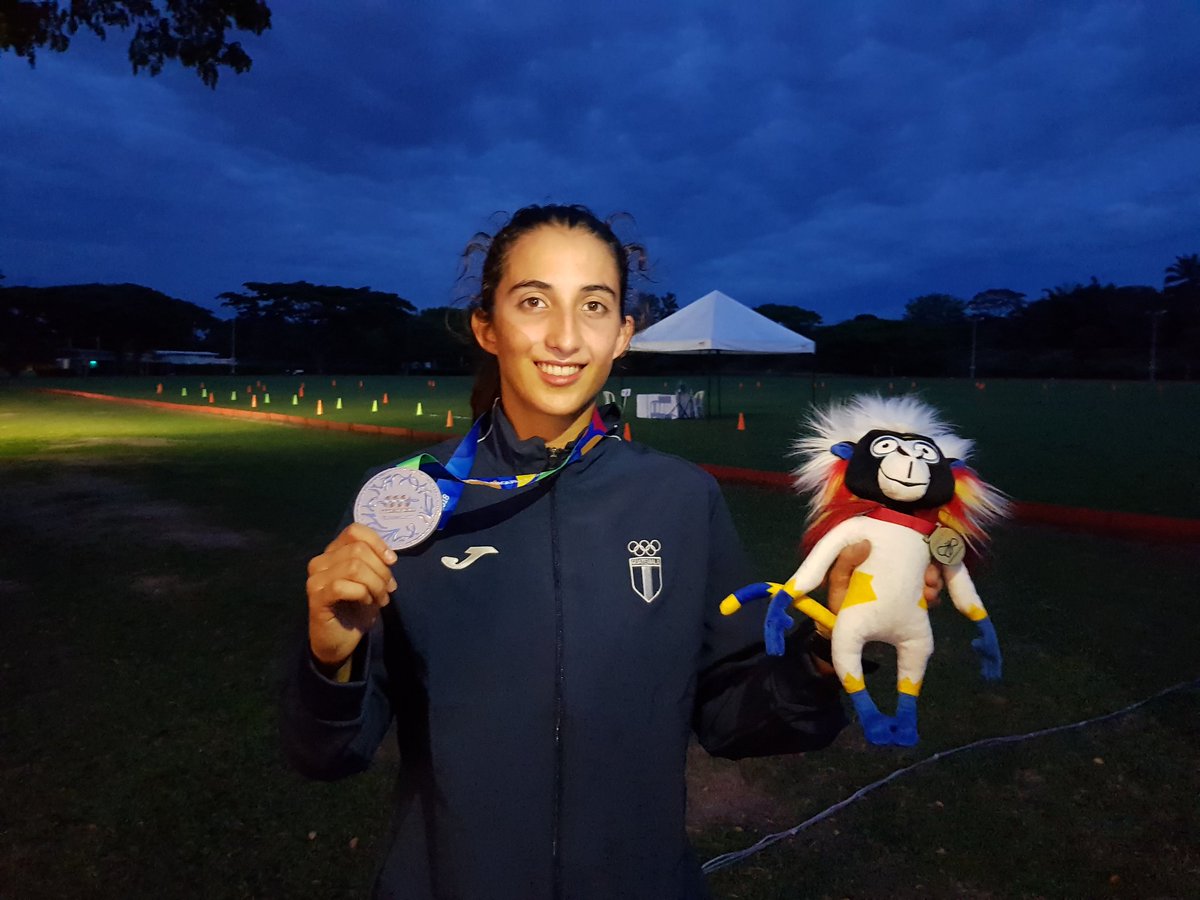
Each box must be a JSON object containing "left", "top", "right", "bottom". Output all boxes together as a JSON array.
[{"left": 832, "top": 429, "right": 956, "bottom": 510}]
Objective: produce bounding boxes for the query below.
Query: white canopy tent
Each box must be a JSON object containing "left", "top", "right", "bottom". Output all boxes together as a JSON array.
[
  {"left": 627, "top": 290, "right": 814, "bottom": 415},
  {"left": 629, "top": 290, "right": 815, "bottom": 354}
]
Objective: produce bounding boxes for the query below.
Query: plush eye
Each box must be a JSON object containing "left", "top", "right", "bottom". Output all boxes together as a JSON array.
[
  {"left": 910, "top": 440, "right": 941, "bottom": 462},
  {"left": 869, "top": 435, "right": 900, "bottom": 457}
]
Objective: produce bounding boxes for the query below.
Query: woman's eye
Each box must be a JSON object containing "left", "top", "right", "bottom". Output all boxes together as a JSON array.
[
  {"left": 583, "top": 299, "right": 607, "bottom": 314},
  {"left": 521, "top": 295, "right": 548, "bottom": 309}
]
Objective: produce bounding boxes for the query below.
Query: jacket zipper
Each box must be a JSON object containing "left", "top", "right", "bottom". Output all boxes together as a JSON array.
[{"left": 549, "top": 478, "right": 565, "bottom": 899}]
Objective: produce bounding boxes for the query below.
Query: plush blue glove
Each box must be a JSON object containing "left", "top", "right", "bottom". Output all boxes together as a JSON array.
[
  {"left": 972, "top": 617, "right": 1002, "bottom": 681},
  {"left": 763, "top": 589, "right": 794, "bottom": 656}
]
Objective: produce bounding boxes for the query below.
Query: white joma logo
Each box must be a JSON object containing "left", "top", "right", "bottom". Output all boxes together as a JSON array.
[{"left": 440, "top": 546, "right": 499, "bottom": 570}]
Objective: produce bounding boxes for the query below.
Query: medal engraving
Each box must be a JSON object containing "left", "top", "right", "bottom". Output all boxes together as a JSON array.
[
  {"left": 928, "top": 525, "right": 966, "bottom": 566},
  {"left": 354, "top": 467, "right": 443, "bottom": 550}
]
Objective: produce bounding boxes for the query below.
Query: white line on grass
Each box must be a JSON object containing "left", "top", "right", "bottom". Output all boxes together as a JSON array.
[{"left": 701, "top": 676, "right": 1200, "bottom": 875}]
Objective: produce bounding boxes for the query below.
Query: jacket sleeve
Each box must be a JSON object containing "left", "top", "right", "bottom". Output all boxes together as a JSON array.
[
  {"left": 691, "top": 487, "right": 848, "bottom": 759},
  {"left": 280, "top": 620, "right": 397, "bottom": 780}
]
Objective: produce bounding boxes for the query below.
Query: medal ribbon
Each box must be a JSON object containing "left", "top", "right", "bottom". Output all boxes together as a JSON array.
[{"left": 396, "top": 407, "right": 611, "bottom": 528}]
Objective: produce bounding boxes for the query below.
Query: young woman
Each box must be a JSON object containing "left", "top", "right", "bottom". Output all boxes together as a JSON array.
[{"left": 283, "top": 205, "right": 929, "bottom": 899}]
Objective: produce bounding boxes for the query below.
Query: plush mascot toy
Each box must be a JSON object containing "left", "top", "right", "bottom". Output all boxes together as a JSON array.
[{"left": 722, "top": 395, "right": 1009, "bottom": 746}]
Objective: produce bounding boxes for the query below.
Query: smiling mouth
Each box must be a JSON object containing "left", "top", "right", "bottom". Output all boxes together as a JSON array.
[{"left": 537, "top": 362, "right": 584, "bottom": 377}]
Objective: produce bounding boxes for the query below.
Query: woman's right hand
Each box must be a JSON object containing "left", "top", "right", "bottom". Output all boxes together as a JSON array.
[{"left": 305, "top": 523, "right": 398, "bottom": 669}]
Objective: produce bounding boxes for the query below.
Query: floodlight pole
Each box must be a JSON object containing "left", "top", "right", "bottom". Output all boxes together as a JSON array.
[
  {"left": 1148, "top": 309, "right": 1165, "bottom": 382},
  {"left": 968, "top": 316, "right": 979, "bottom": 380}
]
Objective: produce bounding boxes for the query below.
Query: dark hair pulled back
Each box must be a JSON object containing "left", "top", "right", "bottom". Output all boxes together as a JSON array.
[{"left": 460, "top": 204, "right": 645, "bottom": 419}]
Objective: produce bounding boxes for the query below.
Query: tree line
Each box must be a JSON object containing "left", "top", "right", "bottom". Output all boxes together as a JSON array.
[
  {"left": 0, "top": 279, "right": 469, "bottom": 375},
  {"left": 2, "top": 254, "right": 1197, "bottom": 379},
  {"left": 749, "top": 255, "right": 1200, "bottom": 380}
]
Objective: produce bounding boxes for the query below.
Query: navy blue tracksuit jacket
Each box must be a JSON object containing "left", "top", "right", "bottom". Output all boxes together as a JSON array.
[{"left": 282, "top": 406, "right": 847, "bottom": 899}]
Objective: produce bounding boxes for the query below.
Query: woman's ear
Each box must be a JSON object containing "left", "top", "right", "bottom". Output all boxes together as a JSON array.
[
  {"left": 613, "top": 314, "right": 635, "bottom": 359},
  {"left": 470, "top": 309, "right": 498, "bottom": 355}
]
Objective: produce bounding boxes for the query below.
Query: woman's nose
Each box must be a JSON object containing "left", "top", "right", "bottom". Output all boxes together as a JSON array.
[{"left": 545, "top": 308, "right": 581, "bottom": 355}]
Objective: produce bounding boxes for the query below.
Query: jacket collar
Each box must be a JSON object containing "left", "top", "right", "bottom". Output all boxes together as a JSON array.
[{"left": 479, "top": 402, "right": 619, "bottom": 475}]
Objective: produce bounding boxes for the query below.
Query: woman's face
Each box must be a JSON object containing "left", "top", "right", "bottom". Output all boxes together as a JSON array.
[{"left": 471, "top": 224, "right": 634, "bottom": 442}]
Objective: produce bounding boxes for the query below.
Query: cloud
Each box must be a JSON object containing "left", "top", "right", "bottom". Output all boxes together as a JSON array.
[{"left": 1, "top": 0, "right": 1197, "bottom": 322}]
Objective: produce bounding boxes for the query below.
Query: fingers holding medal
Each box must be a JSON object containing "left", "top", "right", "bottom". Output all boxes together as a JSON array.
[{"left": 305, "top": 522, "right": 400, "bottom": 668}]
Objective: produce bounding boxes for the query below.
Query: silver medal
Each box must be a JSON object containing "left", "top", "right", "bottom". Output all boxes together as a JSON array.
[
  {"left": 927, "top": 525, "right": 967, "bottom": 566},
  {"left": 354, "top": 467, "right": 444, "bottom": 551}
]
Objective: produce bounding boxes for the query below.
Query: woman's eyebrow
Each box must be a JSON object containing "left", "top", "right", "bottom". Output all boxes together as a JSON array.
[
  {"left": 508, "top": 279, "right": 552, "bottom": 293},
  {"left": 507, "top": 279, "right": 616, "bottom": 297},
  {"left": 579, "top": 283, "right": 616, "bottom": 296}
]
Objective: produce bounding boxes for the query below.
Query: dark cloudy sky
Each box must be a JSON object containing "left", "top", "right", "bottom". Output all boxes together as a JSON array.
[{"left": 2, "top": 1, "right": 1198, "bottom": 323}]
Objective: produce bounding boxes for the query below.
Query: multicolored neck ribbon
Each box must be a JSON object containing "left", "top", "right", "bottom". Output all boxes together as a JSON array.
[{"left": 395, "top": 406, "right": 611, "bottom": 529}]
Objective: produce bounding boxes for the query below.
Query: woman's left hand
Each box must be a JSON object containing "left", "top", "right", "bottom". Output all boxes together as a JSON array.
[{"left": 825, "top": 540, "right": 944, "bottom": 614}]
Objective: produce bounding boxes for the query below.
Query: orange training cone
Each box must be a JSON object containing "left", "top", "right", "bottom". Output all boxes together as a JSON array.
[
  {"left": 209, "top": 392, "right": 215, "bottom": 405},
  {"left": 251, "top": 395, "right": 258, "bottom": 409},
  {"left": 737, "top": 412, "right": 746, "bottom": 431},
  {"left": 445, "top": 409, "right": 454, "bottom": 428},
  {"left": 383, "top": 392, "right": 389, "bottom": 405},
  {"left": 623, "top": 422, "right": 632, "bottom": 441},
  {"left": 156, "top": 383, "right": 163, "bottom": 395},
  {"left": 317, "top": 399, "right": 324, "bottom": 416}
]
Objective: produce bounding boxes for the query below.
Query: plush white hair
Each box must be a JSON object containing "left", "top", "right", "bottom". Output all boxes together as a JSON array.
[{"left": 792, "top": 394, "right": 975, "bottom": 499}]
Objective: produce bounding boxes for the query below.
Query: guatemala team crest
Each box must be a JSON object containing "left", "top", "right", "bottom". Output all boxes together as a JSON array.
[{"left": 627, "top": 539, "right": 663, "bottom": 603}]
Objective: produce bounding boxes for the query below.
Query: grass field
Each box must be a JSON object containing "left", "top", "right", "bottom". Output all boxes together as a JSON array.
[
  {"left": 36, "top": 371, "right": 1200, "bottom": 519},
  {"left": 2, "top": 383, "right": 1198, "bottom": 899}
]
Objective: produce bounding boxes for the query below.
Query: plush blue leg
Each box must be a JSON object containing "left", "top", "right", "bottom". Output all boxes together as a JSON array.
[
  {"left": 892, "top": 694, "right": 919, "bottom": 746},
  {"left": 849, "top": 691, "right": 895, "bottom": 745}
]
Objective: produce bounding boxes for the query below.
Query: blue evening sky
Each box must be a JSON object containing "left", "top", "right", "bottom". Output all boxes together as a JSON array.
[{"left": 2, "top": 1, "right": 1197, "bottom": 323}]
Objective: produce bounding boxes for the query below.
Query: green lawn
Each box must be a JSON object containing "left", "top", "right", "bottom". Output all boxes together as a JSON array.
[
  {"left": 1, "top": 385, "right": 1197, "bottom": 898},
  {"left": 38, "top": 372, "right": 1200, "bottom": 518}
]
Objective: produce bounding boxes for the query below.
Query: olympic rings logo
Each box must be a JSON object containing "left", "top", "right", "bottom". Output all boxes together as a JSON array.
[{"left": 628, "top": 539, "right": 661, "bottom": 556}]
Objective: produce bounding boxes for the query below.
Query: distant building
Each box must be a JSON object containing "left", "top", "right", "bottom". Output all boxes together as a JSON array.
[
  {"left": 52, "top": 349, "right": 235, "bottom": 375},
  {"left": 54, "top": 349, "right": 119, "bottom": 375},
  {"left": 143, "top": 350, "right": 236, "bottom": 368}
]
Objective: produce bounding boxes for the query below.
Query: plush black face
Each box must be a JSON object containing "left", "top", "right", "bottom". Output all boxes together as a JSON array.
[{"left": 836, "top": 429, "right": 956, "bottom": 511}]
